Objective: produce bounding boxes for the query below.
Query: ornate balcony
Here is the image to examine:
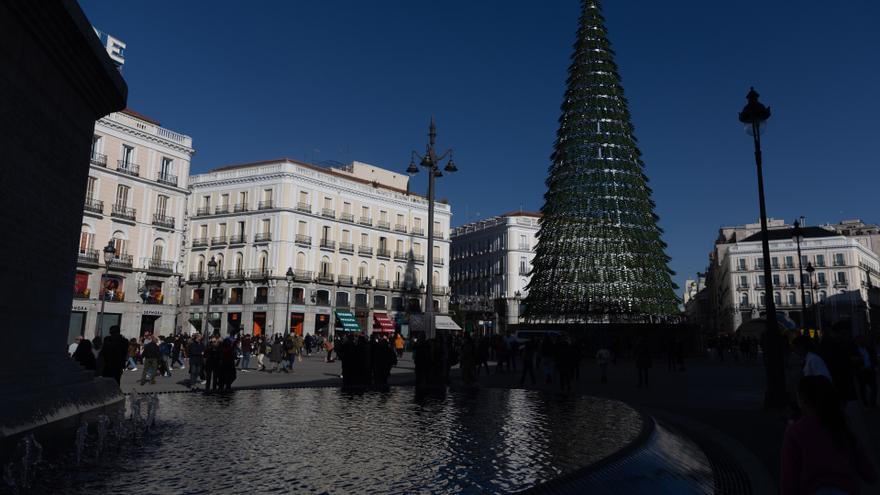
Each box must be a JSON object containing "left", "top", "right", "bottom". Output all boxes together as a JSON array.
[
  {"left": 377, "top": 220, "right": 390, "bottom": 230},
  {"left": 375, "top": 280, "right": 390, "bottom": 290},
  {"left": 211, "top": 236, "right": 228, "bottom": 246},
  {"left": 339, "top": 242, "right": 354, "bottom": 253},
  {"left": 319, "top": 239, "right": 336, "bottom": 250},
  {"left": 359, "top": 217, "right": 372, "bottom": 226},
  {"left": 411, "top": 227, "right": 424, "bottom": 236},
  {"left": 293, "top": 269, "right": 313, "bottom": 282},
  {"left": 377, "top": 248, "right": 391, "bottom": 259},
  {"left": 317, "top": 273, "right": 335, "bottom": 284},
  {"left": 340, "top": 212, "right": 354, "bottom": 222},
  {"left": 228, "top": 234, "right": 247, "bottom": 245},
  {"left": 254, "top": 232, "right": 272, "bottom": 243},
  {"left": 296, "top": 202, "right": 311, "bottom": 213},
  {"left": 145, "top": 258, "right": 174, "bottom": 274},
  {"left": 111, "top": 204, "right": 136, "bottom": 221},
  {"left": 258, "top": 200, "right": 274, "bottom": 210},
  {"left": 77, "top": 249, "right": 99, "bottom": 265},
  {"left": 152, "top": 213, "right": 175, "bottom": 229},
  {"left": 214, "top": 205, "right": 230, "bottom": 215},
  {"left": 411, "top": 254, "right": 425, "bottom": 264},
  {"left": 338, "top": 275, "right": 354, "bottom": 286},
  {"left": 394, "top": 251, "right": 408, "bottom": 261},
  {"left": 321, "top": 208, "right": 336, "bottom": 219},
  {"left": 90, "top": 153, "right": 107, "bottom": 167},
  {"left": 234, "top": 203, "right": 249, "bottom": 213},
  {"left": 112, "top": 253, "right": 133, "bottom": 269},
  {"left": 225, "top": 269, "right": 246, "bottom": 280},
  {"left": 157, "top": 172, "right": 177, "bottom": 187},
  {"left": 116, "top": 160, "right": 139, "bottom": 177},
  {"left": 196, "top": 206, "right": 211, "bottom": 216},
  {"left": 394, "top": 224, "right": 407, "bottom": 233},
  {"left": 192, "top": 237, "right": 209, "bottom": 248},
  {"left": 84, "top": 197, "right": 103, "bottom": 215},
  {"left": 433, "top": 258, "right": 445, "bottom": 267},
  {"left": 189, "top": 271, "right": 206, "bottom": 282},
  {"left": 358, "top": 246, "right": 373, "bottom": 256},
  {"left": 358, "top": 277, "right": 372, "bottom": 287},
  {"left": 249, "top": 268, "right": 272, "bottom": 280},
  {"left": 295, "top": 234, "right": 312, "bottom": 246}
]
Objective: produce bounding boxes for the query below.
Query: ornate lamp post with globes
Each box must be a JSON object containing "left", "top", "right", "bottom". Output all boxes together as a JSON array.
[
  {"left": 95, "top": 239, "right": 116, "bottom": 338},
  {"left": 285, "top": 267, "right": 294, "bottom": 336},
  {"left": 406, "top": 117, "right": 457, "bottom": 340},
  {"left": 202, "top": 256, "right": 218, "bottom": 342}
]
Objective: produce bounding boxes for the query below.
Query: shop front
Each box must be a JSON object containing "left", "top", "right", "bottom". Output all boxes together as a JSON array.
[
  {"left": 68, "top": 310, "right": 87, "bottom": 344},
  {"left": 335, "top": 309, "right": 361, "bottom": 335},
  {"left": 253, "top": 312, "right": 266, "bottom": 337},
  {"left": 290, "top": 312, "right": 305, "bottom": 336},
  {"left": 228, "top": 312, "right": 242, "bottom": 335},
  {"left": 314, "top": 312, "right": 330, "bottom": 337},
  {"left": 372, "top": 312, "right": 395, "bottom": 336}
]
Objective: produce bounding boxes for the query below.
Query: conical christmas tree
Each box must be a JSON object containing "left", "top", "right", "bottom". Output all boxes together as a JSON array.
[{"left": 524, "top": 0, "right": 678, "bottom": 321}]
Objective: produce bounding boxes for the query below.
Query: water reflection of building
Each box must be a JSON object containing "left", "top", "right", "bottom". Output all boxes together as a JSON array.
[
  {"left": 71, "top": 110, "right": 193, "bottom": 340},
  {"left": 689, "top": 218, "right": 880, "bottom": 336},
  {"left": 449, "top": 212, "right": 539, "bottom": 334},
  {"left": 180, "top": 159, "right": 451, "bottom": 337}
]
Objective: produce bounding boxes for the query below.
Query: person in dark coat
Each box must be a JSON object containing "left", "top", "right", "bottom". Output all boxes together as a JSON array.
[
  {"left": 219, "top": 339, "right": 237, "bottom": 391},
  {"left": 73, "top": 339, "right": 96, "bottom": 371},
  {"left": 204, "top": 337, "right": 223, "bottom": 392},
  {"left": 99, "top": 325, "right": 129, "bottom": 384},
  {"left": 635, "top": 339, "right": 652, "bottom": 389}
]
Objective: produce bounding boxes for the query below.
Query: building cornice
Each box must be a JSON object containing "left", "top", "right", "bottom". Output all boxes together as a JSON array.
[{"left": 98, "top": 118, "right": 194, "bottom": 155}]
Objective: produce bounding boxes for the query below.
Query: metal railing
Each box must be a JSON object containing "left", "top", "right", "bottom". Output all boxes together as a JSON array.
[
  {"left": 84, "top": 197, "right": 104, "bottom": 215},
  {"left": 433, "top": 258, "right": 444, "bottom": 267},
  {"left": 111, "top": 204, "right": 136, "bottom": 221},
  {"left": 234, "top": 203, "right": 249, "bottom": 213},
  {"left": 317, "top": 273, "right": 335, "bottom": 284},
  {"left": 359, "top": 277, "right": 372, "bottom": 287},
  {"left": 211, "top": 236, "right": 228, "bottom": 246},
  {"left": 77, "top": 249, "right": 99, "bottom": 265},
  {"left": 411, "top": 254, "right": 425, "bottom": 263},
  {"left": 377, "top": 248, "right": 391, "bottom": 258},
  {"left": 394, "top": 224, "right": 407, "bottom": 233},
  {"left": 358, "top": 246, "right": 373, "bottom": 256},
  {"left": 321, "top": 208, "right": 336, "bottom": 219},
  {"left": 258, "top": 200, "right": 274, "bottom": 210},
  {"left": 112, "top": 253, "right": 133, "bottom": 268},
  {"left": 320, "top": 239, "right": 336, "bottom": 250},
  {"left": 338, "top": 275, "right": 354, "bottom": 286},
  {"left": 411, "top": 228, "right": 424, "bottom": 236},
  {"left": 377, "top": 220, "right": 390, "bottom": 230},
  {"left": 192, "top": 237, "right": 209, "bottom": 247},
  {"left": 294, "top": 269, "right": 313, "bottom": 282},
  {"left": 254, "top": 232, "right": 272, "bottom": 243},
  {"left": 296, "top": 202, "right": 311, "bottom": 213},
  {"left": 156, "top": 172, "right": 177, "bottom": 187},
  {"left": 340, "top": 212, "right": 354, "bottom": 222},
  {"left": 152, "top": 213, "right": 174, "bottom": 229},
  {"left": 196, "top": 206, "right": 211, "bottom": 216},
  {"left": 116, "top": 160, "right": 139, "bottom": 177},
  {"left": 215, "top": 205, "right": 230, "bottom": 214},
  {"left": 339, "top": 242, "right": 354, "bottom": 253},
  {"left": 90, "top": 153, "right": 107, "bottom": 167},
  {"left": 359, "top": 217, "right": 373, "bottom": 226},
  {"left": 226, "top": 269, "right": 246, "bottom": 280},
  {"left": 188, "top": 271, "right": 205, "bottom": 282},
  {"left": 228, "top": 234, "right": 247, "bottom": 244},
  {"left": 295, "top": 234, "right": 312, "bottom": 246},
  {"left": 375, "top": 280, "right": 390, "bottom": 289},
  {"left": 249, "top": 268, "right": 272, "bottom": 279},
  {"left": 145, "top": 258, "right": 174, "bottom": 273},
  {"left": 394, "top": 251, "right": 408, "bottom": 261}
]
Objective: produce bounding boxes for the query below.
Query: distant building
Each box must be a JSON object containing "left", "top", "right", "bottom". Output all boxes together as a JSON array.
[
  {"left": 692, "top": 218, "right": 880, "bottom": 336},
  {"left": 450, "top": 211, "right": 540, "bottom": 333},
  {"left": 71, "top": 109, "right": 194, "bottom": 340},
  {"left": 180, "top": 159, "right": 451, "bottom": 338}
]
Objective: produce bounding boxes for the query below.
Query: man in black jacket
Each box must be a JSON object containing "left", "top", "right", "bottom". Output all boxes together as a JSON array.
[
  {"left": 99, "top": 325, "right": 129, "bottom": 385},
  {"left": 140, "top": 333, "right": 160, "bottom": 385}
]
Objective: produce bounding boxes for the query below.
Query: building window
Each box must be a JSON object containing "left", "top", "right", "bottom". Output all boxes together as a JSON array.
[
  {"left": 740, "top": 293, "right": 748, "bottom": 305},
  {"left": 86, "top": 176, "right": 97, "bottom": 200},
  {"left": 757, "top": 275, "right": 765, "bottom": 287},
  {"left": 738, "top": 258, "right": 747, "bottom": 270},
  {"left": 816, "top": 254, "right": 825, "bottom": 267},
  {"left": 202, "top": 195, "right": 211, "bottom": 208},
  {"left": 91, "top": 135, "right": 102, "bottom": 157},
  {"left": 152, "top": 242, "right": 164, "bottom": 261},
  {"left": 261, "top": 219, "right": 270, "bottom": 234},
  {"left": 160, "top": 157, "right": 173, "bottom": 176},
  {"left": 788, "top": 292, "right": 796, "bottom": 305},
  {"left": 784, "top": 256, "right": 794, "bottom": 268},
  {"left": 121, "top": 145, "right": 134, "bottom": 165},
  {"left": 800, "top": 255, "right": 808, "bottom": 267},
  {"left": 805, "top": 292, "right": 812, "bottom": 305},
  {"left": 786, "top": 274, "right": 795, "bottom": 286},
  {"left": 774, "top": 292, "right": 781, "bottom": 305},
  {"left": 771, "top": 257, "right": 779, "bottom": 269},
  {"left": 115, "top": 185, "right": 129, "bottom": 207},
  {"left": 819, "top": 290, "right": 827, "bottom": 302},
  {"left": 817, "top": 272, "right": 827, "bottom": 285},
  {"left": 756, "top": 258, "right": 764, "bottom": 270},
  {"left": 836, "top": 272, "right": 846, "bottom": 284},
  {"left": 834, "top": 253, "right": 845, "bottom": 266},
  {"left": 79, "top": 228, "right": 95, "bottom": 253},
  {"left": 772, "top": 274, "right": 780, "bottom": 286},
  {"left": 156, "top": 195, "right": 168, "bottom": 216}
]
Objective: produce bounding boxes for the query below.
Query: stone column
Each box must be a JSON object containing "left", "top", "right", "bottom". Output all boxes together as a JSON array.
[{"left": 0, "top": 0, "right": 127, "bottom": 447}]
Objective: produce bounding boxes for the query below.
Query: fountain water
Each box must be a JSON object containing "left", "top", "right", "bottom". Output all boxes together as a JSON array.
[
  {"left": 2, "top": 433, "right": 44, "bottom": 493},
  {"left": 74, "top": 421, "right": 88, "bottom": 465},
  {"left": 95, "top": 414, "right": 110, "bottom": 458},
  {"left": 145, "top": 396, "right": 159, "bottom": 430}
]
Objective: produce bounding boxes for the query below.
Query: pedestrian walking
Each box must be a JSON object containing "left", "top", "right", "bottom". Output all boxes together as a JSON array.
[
  {"left": 126, "top": 338, "right": 139, "bottom": 371},
  {"left": 187, "top": 334, "right": 205, "bottom": 388},
  {"left": 99, "top": 325, "right": 129, "bottom": 385},
  {"left": 519, "top": 339, "right": 536, "bottom": 386},
  {"left": 72, "top": 339, "right": 96, "bottom": 371},
  {"left": 240, "top": 334, "right": 253, "bottom": 371},
  {"left": 139, "top": 334, "right": 160, "bottom": 385}
]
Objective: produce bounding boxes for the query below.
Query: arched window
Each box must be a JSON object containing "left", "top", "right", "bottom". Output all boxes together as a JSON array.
[
  {"left": 111, "top": 230, "right": 127, "bottom": 255},
  {"left": 340, "top": 258, "right": 350, "bottom": 276},
  {"left": 378, "top": 264, "right": 387, "bottom": 281},
  {"left": 234, "top": 252, "right": 244, "bottom": 271},
  {"left": 335, "top": 291, "right": 350, "bottom": 308},
  {"left": 805, "top": 292, "right": 812, "bottom": 305},
  {"left": 358, "top": 262, "right": 368, "bottom": 281},
  {"left": 196, "top": 254, "right": 205, "bottom": 275},
  {"left": 215, "top": 254, "right": 224, "bottom": 273},
  {"left": 818, "top": 290, "right": 826, "bottom": 302},
  {"left": 740, "top": 293, "right": 748, "bottom": 305},
  {"left": 320, "top": 256, "right": 331, "bottom": 276},
  {"left": 414, "top": 268, "right": 421, "bottom": 286},
  {"left": 79, "top": 224, "right": 95, "bottom": 253},
  {"left": 787, "top": 292, "right": 796, "bottom": 305},
  {"left": 774, "top": 292, "right": 781, "bottom": 305},
  {"left": 433, "top": 270, "right": 440, "bottom": 287},
  {"left": 259, "top": 251, "right": 269, "bottom": 272},
  {"left": 151, "top": 238, "right": 165, "bottom": 261},
  {"left": 296, "top": 252, "right": 305, "bottom": 270}
]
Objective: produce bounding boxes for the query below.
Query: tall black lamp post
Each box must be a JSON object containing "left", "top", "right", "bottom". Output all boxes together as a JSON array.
[
  {"left": 739, "top": 87, "right": 786, "bottom": 409},
  {"left": 95, "top": 239, "right": 116, "bottom": 338},
  {"left": 285, "top": 267, "right": 294, "bottom": 336},
  {"left": 793, "top": 217, "right": 808, "bottom": 332},
  {"left": 407, "top": 117, "right": 457, "bottom": 340},
  {"left": 202, "top": 256, "right": 217, "bottom": 343},
  {"left": 805, "top": 262, "right": 816, "bottom": 332}
]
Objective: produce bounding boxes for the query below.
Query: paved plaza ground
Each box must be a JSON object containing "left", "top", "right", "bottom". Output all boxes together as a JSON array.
[{"left": 121, "top": 352, "right": 880, "bottom": 491}]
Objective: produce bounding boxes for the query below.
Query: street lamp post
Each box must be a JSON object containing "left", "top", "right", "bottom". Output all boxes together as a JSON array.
[
  {"left": 793, "top": 217, "right": 808, "bottom": 333},
  {"left": 202, "top": 256, "right": 217, "bottom": 343},
  {"left": 95, "top": 240, "right": 116, "bottom": 338},
  {"left": 806, "top": 262, "right": 816, "bottom": 332},
  {"left": 407, "top": 117, "right": 457, "bottom": 340},
  {"left": 739, "top": 87, "right": 786, "bottom": 409},
  {"left": 285, "top": 267, "right": 294, "bottom": 336}
]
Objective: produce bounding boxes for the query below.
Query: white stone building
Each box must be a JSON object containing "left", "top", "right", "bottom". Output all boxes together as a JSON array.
[
  {"left": 180, "top": 159, "right": 451, "bottom": 338},
  {"left": 708, "top": 219, "right": 880, "bottom": 335},
  {"left": 71, "top": 109, "right": 194, "bottom": 341},
  {"left": 450, "top": 211, "right": 540, "bottom": 333}
]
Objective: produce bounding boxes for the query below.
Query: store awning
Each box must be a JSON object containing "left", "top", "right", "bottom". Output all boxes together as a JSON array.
[
  {"left": 435, "top": 315, "right": 462, "bottom": 331},
  {"left": 373, "top": 313, "right": 395, "bottom": 333},
  {"left": 335, "top": 310, "right": 361, "bottom": 332}
]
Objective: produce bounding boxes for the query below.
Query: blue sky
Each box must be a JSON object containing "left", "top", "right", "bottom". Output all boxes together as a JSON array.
[{"left": 80, "top": 0, "right": 880, "bottom": 294}]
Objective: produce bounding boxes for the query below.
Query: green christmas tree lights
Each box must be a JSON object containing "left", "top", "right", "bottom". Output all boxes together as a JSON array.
[{"left": 524, "top": 0, "right": 678, "bottom": 321}]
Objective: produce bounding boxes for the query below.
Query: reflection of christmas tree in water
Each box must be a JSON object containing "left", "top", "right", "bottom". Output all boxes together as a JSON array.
[{"left": 525, "top": 0, "right": 678, "bottom": 321}]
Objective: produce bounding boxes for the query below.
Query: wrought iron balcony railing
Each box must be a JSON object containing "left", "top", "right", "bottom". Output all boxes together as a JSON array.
[
  {"left": 152, "top": 213, "right": 174, "bottom": 229},
  {"left": 258, "top": 200, "right": 274, "bottom": 210},
  {"left": 296, "top": 202, "right": 311, "bottom": 213},
  {"left": 116, "top": 160, "right": 139, "bottom": 177},
  {"left": 295, "top": 234, "right": 312, "bottom": 246},
  {"left": 90, "top": 153, "right": 107, "bottom": 167},
  {"left": 254, "top": 232, "right": 272, "bottom": 243},
  {"left": 84, "top": 197, "right": 104, "bottom": 215},
  {"left": 157, "top": 172, "right": 177, "bottom": 187},
  {"left": 111, "top": 204, "right": 136, "bottom": 221}
]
